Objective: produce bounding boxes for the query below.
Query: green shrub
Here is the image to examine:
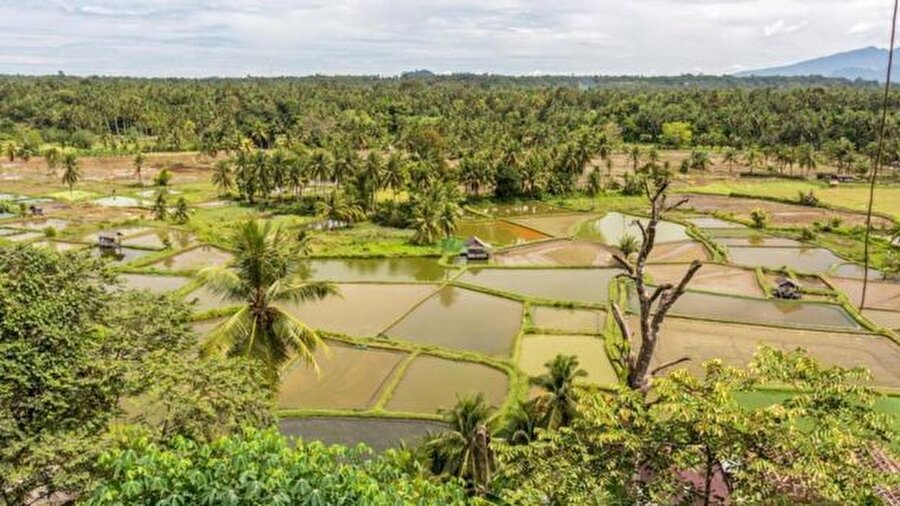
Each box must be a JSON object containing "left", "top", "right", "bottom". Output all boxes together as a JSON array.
[{"left": 750, "top": 208, "right": 768, "bottom": 229}]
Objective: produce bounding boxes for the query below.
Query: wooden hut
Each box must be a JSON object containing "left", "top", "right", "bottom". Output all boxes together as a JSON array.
[
  {"left": 773, "top": 277, "right": 802, "bottom": 300},
  {"left": 463, "top": 236, "right": 492, "bottom": 261}
]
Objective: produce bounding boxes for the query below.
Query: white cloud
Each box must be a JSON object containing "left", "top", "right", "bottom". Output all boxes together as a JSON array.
[
  {"left": 848, "top": 21, "right": 876, "bottom": 34},
  {"left": 763, "top": 19, "right": 809, "bottom": 37},
  {"left": 0, "top": 0, "right": 890, "bottom": 76}
]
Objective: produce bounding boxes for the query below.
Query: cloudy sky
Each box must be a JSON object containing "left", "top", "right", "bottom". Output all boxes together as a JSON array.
[{"left": 0, "top": 0, "right": 893, "bottom": 76}]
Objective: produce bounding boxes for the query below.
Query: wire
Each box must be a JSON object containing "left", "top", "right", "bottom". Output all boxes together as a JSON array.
[{"left": 861, "top": 0, "right": 899, "bottom": 310}]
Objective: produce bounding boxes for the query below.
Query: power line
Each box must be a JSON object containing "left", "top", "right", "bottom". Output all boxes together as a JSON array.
[{"left": 861, "top": 0, "right": 899, "bottom": 310}]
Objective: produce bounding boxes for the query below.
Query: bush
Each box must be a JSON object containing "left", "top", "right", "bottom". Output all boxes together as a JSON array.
[
  {"left": 153, "top": 168, "right": 173, "bottom": 187},
  {"left": 87, "top": 428, "right": 469, "bottom": 505},
  {"left": 621, "top": 172, "right": 644, "bottom": 196},
  {"left": 750, "top": 208, "right": 768, "bottom": 229},
  {"left": 797, "top": 190, "right": 819, "bottom": 207},
  {"left": 799, "top": 227, "right": 816, "bottom": 241}
]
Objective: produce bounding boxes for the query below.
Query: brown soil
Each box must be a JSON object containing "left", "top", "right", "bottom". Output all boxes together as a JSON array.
[
  {"left": 683, "top": 194, "right": 891, "bottom": 228},
  {"left": 648, "top": 263, "right": 763, "bottom": 296},
  {"left": 495, "top": 239, "right": 616, "bottom": 266}
]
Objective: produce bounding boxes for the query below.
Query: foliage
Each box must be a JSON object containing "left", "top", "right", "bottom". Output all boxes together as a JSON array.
[
  {"left": 424, "top": 394, "right": 497, "bottom": 495},
  {"left": 153, "top": 168, "right": 173, "bottom": 187},
  {"left": 199, "top": 220, "right": 338, "bottom": 380},
  {"left": 88, "top": 428, "right": 471, "bottom": 505},
  {"left": 172, "top": 196, "right": 190, "bottom": 223},
  {"left": 797, "top": 190, "right": 819, "bottom": 207},
  {"left": 750, "top": 208, "right": 768, "bottom": 229},
  {"left": 61, "top": 151, "right": 80, "bottom": 194},
  {"left": 617, "top": 233, "right": 639, "bottom": 258},
  {"left": 497, "top": 347, "right": 898, "bottom": 505},
  {"left": 660, "top": 121, "right": 693, "bottom": 148},
  {"left": 152, "top": 190, "right": 168, "bottom": 220},
  {"left": 0, "top": 246, "right": 272, "bottom": 503},
  {"left": 530, "top": 355, "right": 587, "bottom": 430}
]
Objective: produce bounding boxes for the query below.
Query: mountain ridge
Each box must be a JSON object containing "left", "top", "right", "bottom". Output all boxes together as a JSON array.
[{"left": 736, "top": 46, "right": 897, "bottom": 82}]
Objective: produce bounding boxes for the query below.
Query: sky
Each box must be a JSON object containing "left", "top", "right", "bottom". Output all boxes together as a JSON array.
[{"left": 0, "top": 0, "right": 894, "bottom": 77}]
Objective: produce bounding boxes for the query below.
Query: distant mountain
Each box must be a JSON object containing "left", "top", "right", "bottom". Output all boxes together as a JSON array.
[{"left": 736, "top": 46, "right": 897, "bottom": 82}]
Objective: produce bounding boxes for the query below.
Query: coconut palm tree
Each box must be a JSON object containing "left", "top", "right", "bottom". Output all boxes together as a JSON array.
[
  {"left": 133, "top": 151, "right": 146, "bottom": 186},
  {"left": 61, "top": 152, "right": 81, "bottom": 196},
  {"left": 43, "top": 146, "right": 62, "bottom": 174},
  {"left": 531, "top": 354, "right": 587, "bottom": 430},
  {"left": 211, "top": 160, "right": 235, "bottom": 196},
  {"left": 425, "top": 394, "right": 496, "bottom": 495},
  {"left": 172, "top": 197, "right": 190, "bottom": 224},
  {"left": 200, "top": 220, "right": 338, "bottom": 380},
  {"left": 502, "top": 400, "right": 542, "bottom": 445},
  {"left": 382, "top": 151, "right": 407, "bottom": 201},
  {"left": 722, "top": 147, "right": 738, "bottom": 174}
]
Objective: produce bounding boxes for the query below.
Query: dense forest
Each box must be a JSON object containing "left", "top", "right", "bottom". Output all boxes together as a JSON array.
[{"left": 0, "top": 75, "right": 897, "bottom": 163}]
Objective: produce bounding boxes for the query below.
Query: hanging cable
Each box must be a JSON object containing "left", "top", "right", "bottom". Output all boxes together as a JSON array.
[{"left": 861, "top": 0, "right": 899, "bottom": 310}]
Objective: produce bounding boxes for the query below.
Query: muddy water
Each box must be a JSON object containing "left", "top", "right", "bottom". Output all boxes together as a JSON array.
[
  {"left": 827, "top": 277, "right": 900, "bottom": 311},
  {"left": 124, "top": 229, "right": 195, "bottom": 250},
  {"left": 862, "top": 309, "right": 900, "bottom": 330},
  {"left": 458, "top": 267, "right": 619, "bottom": 304},
  {"left": 386, "top": 286, "right": 522, "bottom": 356},
  {"left": 277, "top": 343, "right": 407, "bottom": 410},
  {"left": 648, "top": 240, "right": 710, "bottom": 263},
  {"left": 119, "top": 273, "right": 190, "bottom": 293},
  {"left": 667, "top": 291, "right": 861, "bottom": 331},
  {"left": 183, "top": 285, "right": 233, "bottom": 313},
  {"left": 285, "top": 283, "right": 437, "bottom": 337},
  {"left": 91, "top": 196, "right": 148, "bottom": 207},
  {"left": 300, "top": 257, "right": 447, "bottom": 283},
  {"left": 687, "top": 217, "right": 744, "bottom": 229},
  {"left": 830, "top": 262, "right": 882, "bottom": 280},
  {"left": 456, "top": 220, "right": 549, "bottom": 246},
  {"left": 531, "top": 306, "right": 605, "bottom": 332},
  {"left": 648, "top": 264, "right": 764, "bottom": 297},
  {"left": 518, "top": 335, "right": 617, "bottom": 386},
  {"left": 385, "top": 356, "right": 509, "bottom": 413},
  {"left": 654, "top": 318, "right": 900, "bottom": 388},
  {"left": 91, "top": 246, "right": 154, "bottom": 263},
  {"left": 494, "top": 239, "right": 616, "bottom": 266},
  {"left": 719, "top": 236, "right": 803, "bottom": 248},
  {"left": 577, "top": 212, "right": 690, "bottom": 245},
  {"left": 32, "top": 240, "right": 84, "bottom": 252},
  {"left": 151, "top": 246, "right": 234, "bottom": 271},
  {"left": 8, "top": 218, "right": 71, "bottom": 230},
  {"left": 728, "top": 246, "right": 843, "bottom": 273},
  {"left": 510, "top": 214, "right": 597, "bottom": 237}
]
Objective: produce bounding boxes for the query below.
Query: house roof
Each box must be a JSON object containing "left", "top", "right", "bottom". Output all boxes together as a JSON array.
[{"left": 465, "top": 236, "right": 491, "bottom": 248}]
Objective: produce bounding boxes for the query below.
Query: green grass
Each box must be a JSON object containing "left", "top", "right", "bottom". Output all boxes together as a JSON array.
[
  {"left": 737, "top": 390, "right": 900, "bottom": 435},
  {"left": 47, "top": 190, "right": 98, "bottom": 201}
]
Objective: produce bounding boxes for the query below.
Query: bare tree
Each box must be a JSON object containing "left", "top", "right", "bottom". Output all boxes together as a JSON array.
[{"left": 610, "top": 178, "right": 702, "bottom": 393}]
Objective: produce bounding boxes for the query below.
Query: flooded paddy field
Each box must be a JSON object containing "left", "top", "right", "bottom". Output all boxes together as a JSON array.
[
  {"left": 279, "top": 417, "right": 446, "bottom": 452},
  {"left": 7, "top": 218, "right": 71, "bottom": 231},
  {"left": 385, "top": 355, "right": 509, "bottom": 414},
  {"left": 728, "top": 246, "right": 845, "bottom": 273},
  {"left": 385, "top": 286, "right": 522, "bottom": 356},
  {"left": 668, "top": 291, "right": 861, "bottom": 330},
  {"left": 577, "top": 212, "right": 690, "bottom": 245},
  {"left": 123, "top": 229, "right": 195, "bottom": 249},
  {"left": 654, "top": 318, "right": 900, "bottom": 388},
  {"left": 684, "top": 194, "right": 893, "bottom": 228},
  {"left": 458, "top": 267, "right": 619, "bottom": 304},
  {"left": 183, "top": 285, "right": 233, "bottom": 313},
  {"left": 862, "top": 309, "right": 900, "bottom": 331},
  {"left": 530, "top": 306, "right": 605, "bottom": 333},
  {"left": 31, "top": 240, "right": 84, "bottom": 252},
  {"left": 826, "top": 277, "right": 900, "bottom": 311},
  {"left": 91, "top": 245, "right": 155, "bottom": 263},
  {"left": 471, "top": 202, "right": 561, "bottom": 218},
  {"left": 648, "top": 263, "right": 764, "bottom": 297},
  {"left": 518, "top": 334, "right": 617, "bottom": 386},
  {"left": 510, "top": 214, "right": 598, "bottom": 237},
  {"left": 718, "top": 236, "right": 803, "bottom": 248},
  {"left": 494, "top": 239, "right": 616, "bottom": 266},
  {"left": 285, "top": 283, "right": 438, "bottom": 337},
  {"left": 277, "top": 342, "right": 407, "bottom": 411},
  {"left": 647, "top": 240, "right": 710, "bottom": 263},
  {"left": 299, "top": 257, "right": 448, "bottom": 283},
  {"left": 119, "top": 273, "right": 191, "bottom": 293},
  {"left": 456, "top": 220, "right": 549, "bottom": 246},
  {"left": 150, "top": 245, "right": 234, "bottom": 271}
]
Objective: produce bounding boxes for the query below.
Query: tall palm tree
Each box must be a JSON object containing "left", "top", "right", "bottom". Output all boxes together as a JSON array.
[
  {"left": 133, "top": 151, "right": 146, "bottom": 186},
  {"left": 532, "top": 354, "right": 587, "bottom": 430},
  {"left": 211, "top": 160, "right": 235, "bottom": 196},
  {"left": 426, "top": 394, "right": 496, "bottom": 495},
  {"left": 382, "top": 151, "right": 407, "bottom": 201},
  {"left": 200, "top": 220, "right": 338, "bottom": 380},
  {"left": 61, "top": 152, "right": 81, "bottom": 196},
  {"left": 722, "top": 147, "right": 738, "bottom": 174},
  {"left": 43, "top": 146, "right": 61, "bottom": 174}
]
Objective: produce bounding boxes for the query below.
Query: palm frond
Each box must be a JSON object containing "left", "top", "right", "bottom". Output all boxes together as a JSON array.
[
  {"left": 197, "top": 266, "right": 246, "bottom": 301},
  {"left": 271, "top": 279, "right": 340, "bottom": 304},
  {"left": 201, "top": 307, "right": 253, "bottom": 357},
  {"left": 270, "top": 307, "right": 327, "bottom": 374}
]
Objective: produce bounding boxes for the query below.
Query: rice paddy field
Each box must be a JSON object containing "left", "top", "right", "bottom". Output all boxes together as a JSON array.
[{"left": 1, "top": 161, "right": 897, "bottom": 445}]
